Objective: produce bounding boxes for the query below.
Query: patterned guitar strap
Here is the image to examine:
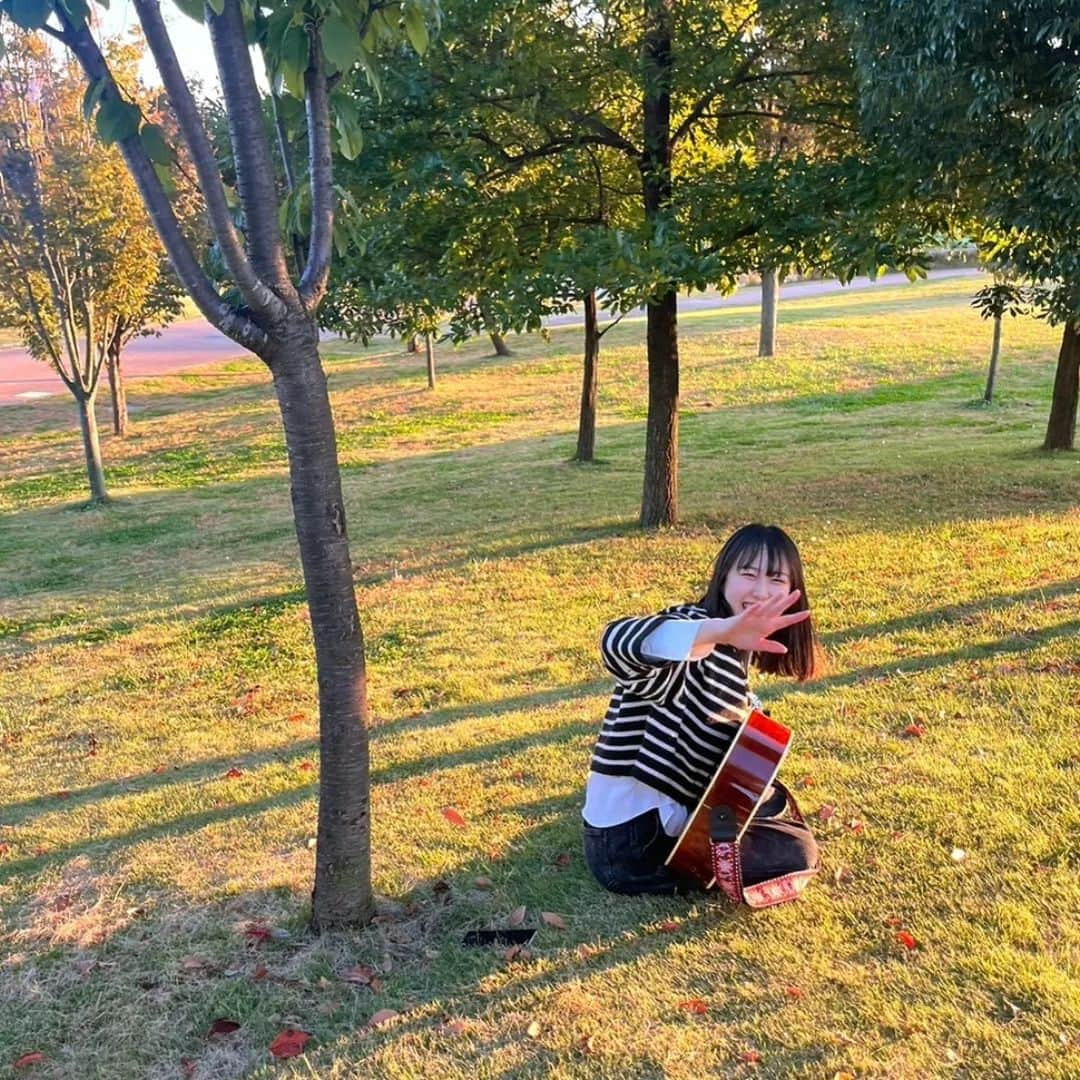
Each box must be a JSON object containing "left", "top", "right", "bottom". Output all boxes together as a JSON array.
[{"left": 708, "top": 782, "right": 820, "bottom": 909}]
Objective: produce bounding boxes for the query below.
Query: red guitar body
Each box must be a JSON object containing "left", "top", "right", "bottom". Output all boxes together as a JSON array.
[{"left": 664, "top": 708, "right": 792, "bottom": 888}]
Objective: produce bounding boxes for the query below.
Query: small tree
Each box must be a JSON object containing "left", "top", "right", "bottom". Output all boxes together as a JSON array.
[
  {"left": 0, "top": 30, "right": 180, "bottom": 495},
  {"left": 0, "top": 0, "right": 435, "bottom": 930}
]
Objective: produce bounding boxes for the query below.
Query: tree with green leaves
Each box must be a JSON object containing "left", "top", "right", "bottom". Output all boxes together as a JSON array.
[
  {"left": 327, "top": 0, "right": 923, "bottom": 525},
  {"left": 842, "top": 0, "right": 1080, "bottom": 450},
  {"left": 0, "top": 0, "right": 433, "bottom": 929},
  {"left": 0, "top": 29, "right": 182, "bottom": 497}
]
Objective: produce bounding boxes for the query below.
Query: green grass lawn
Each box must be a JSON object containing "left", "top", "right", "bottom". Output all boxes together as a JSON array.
[{"left": 0, "top": 276, "right": 1077, "bottom": 1079}]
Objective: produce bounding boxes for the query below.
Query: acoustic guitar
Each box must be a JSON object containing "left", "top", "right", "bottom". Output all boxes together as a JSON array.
[{"left": 664, "top": 708, "right": 792, "bottom": 888}]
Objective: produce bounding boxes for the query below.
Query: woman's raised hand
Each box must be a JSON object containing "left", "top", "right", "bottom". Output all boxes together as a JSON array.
[{"left": 716, "top": 590, "right": 810, "bottom": 654}]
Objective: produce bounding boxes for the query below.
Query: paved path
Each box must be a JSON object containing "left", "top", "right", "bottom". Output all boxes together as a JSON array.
[{"left": 0, "top": 267, "right": 981, "bottom": 405}]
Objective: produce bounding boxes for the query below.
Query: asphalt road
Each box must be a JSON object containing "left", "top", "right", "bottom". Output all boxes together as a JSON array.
[{"left": 0, "top": 267, "right": 981, "bottom": 405}]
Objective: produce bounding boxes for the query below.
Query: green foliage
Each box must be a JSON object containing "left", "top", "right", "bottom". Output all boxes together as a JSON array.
[{"left": 841, "top": 0, "right": 1080, "bottom": 325}]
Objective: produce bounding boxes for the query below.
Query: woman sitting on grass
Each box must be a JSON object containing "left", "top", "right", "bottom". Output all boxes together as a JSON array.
[{"left": 583, "top": 523, "right": 821, "bottom": 898}]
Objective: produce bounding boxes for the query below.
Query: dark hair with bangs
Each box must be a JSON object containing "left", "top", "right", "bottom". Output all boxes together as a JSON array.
[{"left": 698, "top": 523, "right": 820, "bottom": 681}]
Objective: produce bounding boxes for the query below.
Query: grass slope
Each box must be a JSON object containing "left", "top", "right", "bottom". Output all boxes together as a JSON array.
[{"left": 0, "top": 277, "right": 1077, "bottom": 1079}]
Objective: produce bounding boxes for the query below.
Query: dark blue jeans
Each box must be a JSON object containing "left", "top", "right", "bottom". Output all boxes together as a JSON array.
[
  {"left": 583, "top": 787, "right": 817, "bottom": 897},
  {"left": 583, "top": 809, "right": 684, "bottom": 895}
]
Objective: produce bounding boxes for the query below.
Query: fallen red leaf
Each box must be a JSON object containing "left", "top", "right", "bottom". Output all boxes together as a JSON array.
[
  {"left": 13, "top": 1052, "right": 44, "bottom": 1069},
  {"left": 152, "top": 764, "right": 168, "bottom": 774},
  {"left": 269, "top": 1029, "right": 311, "bottom": 1059},
  {"left": 896, "top": 931, "right": 918, "bottom": 950},
  {"left": 207, "top": 1018, "right": 241, "bottom": 1038},
  {"left": 286, "top": 712, "right": 306, "bottom": 724},
  {"left": 243, "top": 924, "right": 272, "bottom": 944},
  {"left": 224, "top": 767, "right": 243, "bottom": 780},
  {"left": 0, "top": 843, "right": 9, "bottom": 857},
  {"left": 252, "top": 965, "right": 268, "bottom": 981},
  {"left": 785, "top": 986, "right": 804, "bottom": 999},
  {"left": 658, "top": 920, "right": 680, "bottom": 932},
  {"left": 884, "top": 915, "right": 904, "bottom": 928},
  {"left": 679, "top": 999, "right": 707, "bottom": 1015},
  {"left": 848, "top": 819, "right": 865, "bottom": 834},
  {"left": 903, "top": 723, "right": 926, "bottom": 738},
  {"left": 298, "top": 761, "right": 314, "bottom": 772},
  {"left": 817, "top": 804, "right": 836, "bottom": 822},
  {"left": 797, "top": 776, "right": 815, "bottom": 789},
  {"left": 441, "top": 807, "right": 467, "bottom": 828},
  {"left": 55, "top": 790, "right": 70, "bottom": 800},
  {"left": 739, "top": 1049, "right": 762, "bottom": 1064}
]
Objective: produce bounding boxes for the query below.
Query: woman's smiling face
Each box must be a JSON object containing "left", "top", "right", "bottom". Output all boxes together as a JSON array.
[{"left": 722, "top": 548, "right": 793, "bottom": 614}]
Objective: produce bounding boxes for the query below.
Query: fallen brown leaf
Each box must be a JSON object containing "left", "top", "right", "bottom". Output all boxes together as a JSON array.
[
  {"left": 818, "top": 803, "right": 836, "bottom": 822},
  {"left": 207, "top": 1018, "right": 241, "bottom": 1038},
  {"left": 540, "top": 911, "right": 566, "bottom": 929},
  {"left": 13, "top": 1053, "right": 45, "bottom": 1070},
  {"left": 508, "top": 904, "right": 527, "bottom": 927}
]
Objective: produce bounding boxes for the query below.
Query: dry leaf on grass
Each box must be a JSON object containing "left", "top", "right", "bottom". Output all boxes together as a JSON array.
[
  {"left": 658, "top": 920, "right": 680, "bottom": 932},
  {"left": 896, "top": 931, "right": 918, "bottom": 950},
  {"left": 207, "top": 1018, "right": 241, "bottom": 1038},
  {"left": 738, "top": 1049, "right": 762, "bottom": 1064},
  {"left": 554, "top": 853, "right": 571, "bottom": 867},
  {"left": 785, "top": 986, "right": 804, "bottom": 999},
  {"left": 678, "top": 999, "right": 707, "bottom": 1015},
  {"left": 441, "top": 807, "right": 467, "bottom": 828},
  {"left": 13, "top": 1053, "right": 45, "bottom": 1069},
  {"left": 269, "top": 1029, "right": 311, "bottom": 1059},
  {"left": 363, "top": 1009, "right": 399, "bottom": 1033},
  {"left": 473, "top": 876, "right": 493, "bottom": 889},
  {"left": 817, "top": 804, "right": 836, "bottom": 822},
  {"left": 525, "top": 1020, "right": 541, "bottom": 1039},
  {"left": 540, "top": 911, "right": 566, "bottom": 929},
  {"left": 508, "top": 905, "right": 527, "bottom": 927},
  {"left": 343, "top": 964, "right": 383, "bottom": 990},
  {"left": 224, "top": 767, "right": 243, "bottom": 780}
]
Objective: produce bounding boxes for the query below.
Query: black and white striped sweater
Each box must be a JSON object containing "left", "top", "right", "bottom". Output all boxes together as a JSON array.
[{"left": 590, "top": 604, "right": 750, "bottom": 806}]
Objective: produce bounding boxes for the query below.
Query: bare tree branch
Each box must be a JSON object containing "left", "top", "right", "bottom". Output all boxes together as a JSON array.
[
  {"left": 53, "top": 8, "right": 270, "bottom": 354},
  {"left": 133, "top": 0, "right": 286, "bottom": 324},
  {"left": 207, "top": 0, "right": 294, "bottom": 301},
  {"left": 298, "top": 26, "right": 332, "bottom": 312}
]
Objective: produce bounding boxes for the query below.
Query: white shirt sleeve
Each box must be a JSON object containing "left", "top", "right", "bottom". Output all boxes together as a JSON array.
[{"left": 640, "top": 619, "right": 700, "bottom": 662}]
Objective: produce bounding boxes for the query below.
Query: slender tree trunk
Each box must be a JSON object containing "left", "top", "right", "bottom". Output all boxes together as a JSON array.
[
  {"left": 425, "top": 333, "right": 436, "bottom": 389},
  {"left": 575, "top": 290, "right": 600, "bottom": 462},
  {"left": 406, "top": 334, "right": 419, "bottom": 353},
  {"left": 106, "top": 336, "right": 128, "bottom": 437},
  {"left": 640, "top": 0, "right": 678, "bottom": 527},
  {"left": 758, "top": 266, "right": 779, "bottom": 357},
  {"left": 74, "top": 387, "right": 108, "bottom": 503},
  {"left": 983, "top": 313, "right": 1002, "bottom": 404},
  {"left": 269, "top": 327, "right": 372, "bottom": 930},
  {"left": 489, "top": 331, "right": 511, "bottom": 356},
  {"left": 1044, "top": 320, "right": 1079, "bottom": 450}
]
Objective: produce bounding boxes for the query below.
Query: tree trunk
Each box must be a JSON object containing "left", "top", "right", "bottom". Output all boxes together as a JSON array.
[
  {"left": 575, "top": 290, "right": 600, "bottom": 462},
  {"left": 1044, "top": 320, "right": 1079, "bottom": 450},
  {"left": 983, "top": 312, "right": 1002, "bottom": 404},
  {"left": 75, "top": 388, "right": 109, "bottom": 503},
  {"left": 489, "top": 331, "right": 511, "bottom": 356},
  {"left": 106, "top": 336, "right": 128, "bottom": 437},
  {"left": 425, "top": 333, "right": 436, "bottom": 389},
  {"left": 406, "top": 334, "right": 419, "bottom": 353},
  {"left": 640, "top": 0, "right": 678, "bottom": 527},
  {"left": 758, "top": 266, "right": 779, "bottom": 358},
  {"left": 269, "top": 326, "right": 373, "bottom": 931}
]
